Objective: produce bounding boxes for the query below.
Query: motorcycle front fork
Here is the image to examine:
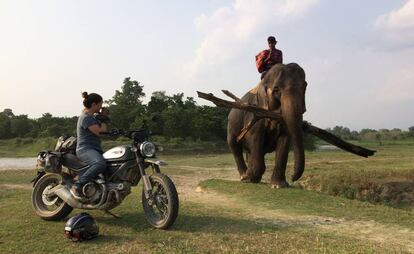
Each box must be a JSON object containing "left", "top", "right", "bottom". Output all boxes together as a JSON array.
[{"left": 135, "top": 154, "right": 153, "bottom": 199}]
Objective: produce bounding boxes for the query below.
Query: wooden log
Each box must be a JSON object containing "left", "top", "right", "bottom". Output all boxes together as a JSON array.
[
  {"left": 197, "top": 91, "right": 283, "bottom": 122},
  {"left": 222, "top": 90, "right": 241, "bottom": 101},
  {"left": 237, "top": 116, "right": 260, "bottom": 142},
  {"left": 303, "top": 122, "right": 376, "bottom": 157},
  {"left": 197, "top": 90, "right": 376, "bottom": 157}
]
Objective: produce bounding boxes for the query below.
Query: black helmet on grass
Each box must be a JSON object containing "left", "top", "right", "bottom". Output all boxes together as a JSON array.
[{"left": 64, "top": 213, "right": 99, "bottom": 241}]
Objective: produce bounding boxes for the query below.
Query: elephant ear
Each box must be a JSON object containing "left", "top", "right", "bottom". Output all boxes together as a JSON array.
[{"left": 257, "top": 80, "right": 269, "bottom": 109}]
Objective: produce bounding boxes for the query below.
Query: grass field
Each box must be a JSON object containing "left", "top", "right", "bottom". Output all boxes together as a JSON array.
[
  {"left": 0, "top": 141, "right": 413, "bottom": 253},
  {"left": 0, "top": 137, "right": 228, "bottom": 157}
]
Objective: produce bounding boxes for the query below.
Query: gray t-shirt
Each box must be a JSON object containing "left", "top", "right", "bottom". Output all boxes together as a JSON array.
[{"left": 76, "top": 112, "right": 102, "bottom": 152}]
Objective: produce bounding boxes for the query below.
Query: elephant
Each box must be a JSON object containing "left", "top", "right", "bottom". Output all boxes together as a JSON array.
[{"left": 227, "top": 63, "right": 307, "bottom": 188}]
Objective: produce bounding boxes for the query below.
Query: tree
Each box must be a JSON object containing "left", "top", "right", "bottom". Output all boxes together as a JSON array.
[
  {"left": 10, "top": 114, "right": 32, "bottom": 137},
  {"left": 359, "top": 129, "right": 378, "bottom": 141},
  {"left": 2, "top": 108, "right": 14, "bottom": 118},
  {"left": 107, "top": 77, "right": 146, "bottom": 130},
  {"left": 160, "top": 94, "right": 198, "bottom": 138},
  {"left": 192, "top": 106, "right": 228, "bottom": 140},
  {"left": 147, "top": 91, "right": 170, "bottom": 115},
  {"left": 0, "top": 112, "right": 11, "bottom": 139},
  {"left": 408, "top": 126, "right": 414, "bottom": 138}
]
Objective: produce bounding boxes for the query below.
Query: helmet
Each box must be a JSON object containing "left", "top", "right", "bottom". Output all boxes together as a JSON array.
[{"left": 64, "top": 213, "right": 99, "bottom": 241}]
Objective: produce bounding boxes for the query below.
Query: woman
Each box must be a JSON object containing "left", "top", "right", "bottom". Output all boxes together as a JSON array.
[{"left": 70, "top": 92, "right": 109, "bottom": 199}]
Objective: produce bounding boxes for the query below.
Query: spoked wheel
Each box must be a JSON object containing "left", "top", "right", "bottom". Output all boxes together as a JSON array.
[
  {"left": 142, "top": 173, "right": 179, "bottom": 229},
  {"left": 32, "top": 173, "right": 73, "bottom": 221}
]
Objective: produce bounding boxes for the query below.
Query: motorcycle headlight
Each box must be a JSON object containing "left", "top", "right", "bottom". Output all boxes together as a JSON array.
[{"left": 139, "top": 141, "right": 156, "bottom": 157}]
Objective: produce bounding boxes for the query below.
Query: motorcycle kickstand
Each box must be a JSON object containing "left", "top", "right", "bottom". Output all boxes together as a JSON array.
[{"left": 103, "top": 210, "right": 121, "bottom": 219}]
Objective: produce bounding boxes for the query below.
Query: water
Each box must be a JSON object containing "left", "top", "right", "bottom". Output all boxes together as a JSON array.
[
  {"left": 317, "top": 145, "right": 340, "bottom": 151},
  {"left": 0, "top": 157, "right": 37, "bottom": 170}
]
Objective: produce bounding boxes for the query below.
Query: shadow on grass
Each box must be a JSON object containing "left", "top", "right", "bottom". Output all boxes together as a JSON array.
[
  {"left": 97, "top": 211, "right": 297, "bottom": 237},
  {"left": 80, "top": 234, "right": 131, "bottom": 244}
]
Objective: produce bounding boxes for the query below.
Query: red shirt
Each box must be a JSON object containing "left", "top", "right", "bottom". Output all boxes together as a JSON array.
[{"left": 255, "top": 49, "right": 283, "bottom": 73}]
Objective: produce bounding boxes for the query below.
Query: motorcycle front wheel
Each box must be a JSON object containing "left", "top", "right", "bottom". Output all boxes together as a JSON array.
[
  {"left": 32, "top": 173, "right": 73, "bottom": 220},
  {"left": 142, "top": 173, "right": 179, "bottom": 229}
]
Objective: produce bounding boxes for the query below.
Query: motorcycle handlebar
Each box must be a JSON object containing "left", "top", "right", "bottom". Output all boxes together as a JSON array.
[{"left": 101, "top": 128, "right": 160, "bottom": 138}]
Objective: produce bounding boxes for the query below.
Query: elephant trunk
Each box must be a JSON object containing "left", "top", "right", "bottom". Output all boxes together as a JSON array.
[{"left": 281, "top": 92, "right": 305, "bottom": 182}]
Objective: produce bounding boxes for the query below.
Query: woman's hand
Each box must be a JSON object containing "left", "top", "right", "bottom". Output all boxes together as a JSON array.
[{"left": 100, "top": 107, "right": 109, "bottom": 116}]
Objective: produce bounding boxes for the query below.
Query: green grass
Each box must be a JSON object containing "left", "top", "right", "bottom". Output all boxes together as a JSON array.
[
  {"left": 0, "top": 171, "right": 410, "bottom": 253},
  {"left": 293, "top": 142, "right": 414, "bottom": 208},
  {"left": 199, "top": 179, "right": 414, "bottom": 228},
  {"left": 0, "top": 141, "right": 413, "bottom": 253},
  {"left": 0, "top": 138, "right": 56, "bottom": 157}
]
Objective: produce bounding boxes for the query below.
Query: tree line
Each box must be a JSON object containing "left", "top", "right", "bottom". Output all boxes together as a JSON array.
[
  {"left": 0, "top": 77, "right": 413, "bottom": 142},
  {"left": 0, "top": 78, "right": 228, "bottom": 141},
  {"left": 325, "top": 125, "right": 414, "bottom": 141}
]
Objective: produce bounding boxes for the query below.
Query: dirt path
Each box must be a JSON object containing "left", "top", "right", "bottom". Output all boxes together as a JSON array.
[
  {"left": 0, "top": 183, "right": 32, "bottom": 190},
  {"left": 172, "top": 166, "right": 414, "bottom": 253}
]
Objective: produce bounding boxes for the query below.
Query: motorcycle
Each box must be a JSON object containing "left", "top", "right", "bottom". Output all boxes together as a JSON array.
[{"left": 31, "top": 127, "right": 179, "bottom": 229}]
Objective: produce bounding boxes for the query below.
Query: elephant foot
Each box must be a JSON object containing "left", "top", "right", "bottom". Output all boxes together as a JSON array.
[
  {"left": 270, "top": 180, "right": 289, "bottom": 189},
  {"left": 240, "top": 173, "right": 262, "bottom": 183},
  {"left": 240, "top": 174, "right": 250, "bottom": 182}
]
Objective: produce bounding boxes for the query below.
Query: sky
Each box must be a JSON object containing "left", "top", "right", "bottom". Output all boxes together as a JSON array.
[{"left": 0, "top": 0, "right": 413, "bottom": 130}]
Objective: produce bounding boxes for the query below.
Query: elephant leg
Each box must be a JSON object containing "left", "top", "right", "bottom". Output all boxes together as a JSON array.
[
  {"left": 245, "top": 138, "right": 265, "bottom": 183},
  {"left": 227, "top": 135, "right": 248, "bottom": 180},
  {"left": 270, "top": 134, "right": 290, "bottom": 188}
]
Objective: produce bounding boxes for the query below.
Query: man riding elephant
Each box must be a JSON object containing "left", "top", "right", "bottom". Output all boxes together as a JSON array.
[{"left": 256, "top": 36, "right": 283, "bottom": 80}]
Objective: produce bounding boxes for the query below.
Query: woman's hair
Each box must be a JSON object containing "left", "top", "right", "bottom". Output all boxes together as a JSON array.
[{"left": 82, "top": 92, "right": 103, "bottom": 108}]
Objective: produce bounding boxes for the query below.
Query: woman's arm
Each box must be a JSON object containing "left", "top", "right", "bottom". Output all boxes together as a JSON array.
[{"left": 88, "top": 123, "right": 107, "bottom": 136}]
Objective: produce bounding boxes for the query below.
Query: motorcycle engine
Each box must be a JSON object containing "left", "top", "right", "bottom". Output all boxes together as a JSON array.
[{"left": 82, "top": 182, "right": 102, "bottom": 203}]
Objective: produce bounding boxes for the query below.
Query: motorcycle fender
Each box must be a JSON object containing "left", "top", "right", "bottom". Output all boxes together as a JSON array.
[
  {"left": 31, "top": 171, "right": 46, "bottom": 187},
  {"left": 144, "top": 159, "right": 167, "bottom": 166}
]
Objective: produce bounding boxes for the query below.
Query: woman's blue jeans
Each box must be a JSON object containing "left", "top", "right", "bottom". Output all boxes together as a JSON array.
[{"left": 76, "top": 148, "right": 106, "bottom": 186}]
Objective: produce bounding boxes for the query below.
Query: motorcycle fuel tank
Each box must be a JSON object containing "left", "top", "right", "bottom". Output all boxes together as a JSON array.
[{"left": 103, "top": 145, "right": 135, "bottom": 161}]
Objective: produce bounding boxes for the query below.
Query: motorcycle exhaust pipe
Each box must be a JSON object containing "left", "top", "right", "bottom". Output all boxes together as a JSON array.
[
  {"left": 53, "top": 184, "right": 108, "bottom": 210},
  {"left": 53, "top": 185, "right": 83, "bottom": 208}
]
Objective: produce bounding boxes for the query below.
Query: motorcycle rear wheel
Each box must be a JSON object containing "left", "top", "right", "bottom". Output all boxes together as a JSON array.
[
  {"left": 32, "top": 173, "right": 73, "bottom": 220},
  {"left": 142, "top": 173, "right": 179, "bottom": 229}
]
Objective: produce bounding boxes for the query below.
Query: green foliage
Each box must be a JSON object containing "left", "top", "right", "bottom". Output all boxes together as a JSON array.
[
  {"left": 325, "top": 126, "right": 359, "bottom": 140},
  {"left": 326, "top": 125, "right": 414, "bottom": 142},
  {"left": 0, "top": 109, "right": 77, "bottom": 139},
  {"left": 106, "top": 77, "right": 146, "bottom": 130}
]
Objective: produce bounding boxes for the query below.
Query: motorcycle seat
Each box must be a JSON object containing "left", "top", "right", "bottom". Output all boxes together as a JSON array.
[{"left": 62, "top": 153, "right": 88, "bottom": 171}]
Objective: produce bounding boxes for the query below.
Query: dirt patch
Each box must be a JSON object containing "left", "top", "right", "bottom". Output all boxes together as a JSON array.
[
  {"left": 298, "top": 176, "right": 414, "bottom": 209},
  {"left": 378, "top": 181, "right": 414, "bottom": 206}
]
